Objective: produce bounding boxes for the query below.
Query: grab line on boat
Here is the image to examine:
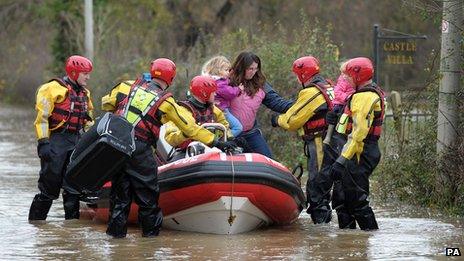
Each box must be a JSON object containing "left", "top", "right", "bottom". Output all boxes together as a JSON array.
[{"left": 228, "top": 151, "right": 236, "bottom": 226}]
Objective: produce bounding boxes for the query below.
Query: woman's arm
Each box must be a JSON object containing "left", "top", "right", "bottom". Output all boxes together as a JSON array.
[{"left": 262, "top": 82, "right": 294, "bottom": 113}]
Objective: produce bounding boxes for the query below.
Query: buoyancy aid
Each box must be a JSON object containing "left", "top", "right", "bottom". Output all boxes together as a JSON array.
[
  {"left": 302, "top": 81, "right": 334, "bottom": 138},
  {"left": 336, "top": 83, "right": 385, "bottom": 141},
  {"left": 48, "top": 78, "right": 91, "bottom": 132},
  {"left": 176, "top": 97, "right": 215, "bottom": 149},
  {"left": 115, "top": 78, "right": 172, "bottom": 143}
]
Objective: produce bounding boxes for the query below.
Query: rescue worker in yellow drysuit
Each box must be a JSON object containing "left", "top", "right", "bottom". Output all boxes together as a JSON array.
[
  {"left": 101, "top": 58, "right": 235, "bottom": 238},
  {"left": 330, "top": 57, "right": 385, "bottom": 230},
  {"left": 271, "top": 56, "right": 335, "bottom": 224},
  {"left": 164, "top": 75, "right": 230, "bottom": 150},
  {"left": 29, "top": 55, "right": 94, "bottom": 221}
]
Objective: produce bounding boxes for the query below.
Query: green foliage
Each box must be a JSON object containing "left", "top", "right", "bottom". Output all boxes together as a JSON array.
[
  {"left": 375, "top": 73, "right": 464, "bottom": 215},
  {"left": 376, "top": 117, "right": 438, "bottom": 205},
  {"left": 47, "top": 0, "right": 81, "bottom": 75}
]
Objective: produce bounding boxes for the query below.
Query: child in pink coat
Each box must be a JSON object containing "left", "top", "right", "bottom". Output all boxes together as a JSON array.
[
  {"left": 333, "top": 61, "right": 355, "bottom": 108},
  {"left": 201, "top": 56, "right": 243, "bottom": 137}
]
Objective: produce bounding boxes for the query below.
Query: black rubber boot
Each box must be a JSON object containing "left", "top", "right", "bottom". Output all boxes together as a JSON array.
[
  {"left": 106, "top": 204, "right": 129, "bottom": 238},
  {"left": 106, "top": 220, "right": 128, "bottom": 238},
  {"left": 28, "top": 194, "right": 53, "bottom": 221},
  {"left": 63, "top": 191, "right": 80, "bottom": 220},
  {"left": 310, "top": 207, "right": 332, "bottom": 224},
  {"left": 354, "top": 208, "right": 379, "bottom": 231},
  {"left": 140, "top": 209, "right": 163, "bottom": 237},
  {"left": 337, "top": 211, "right": 356, "bottom": 229}
]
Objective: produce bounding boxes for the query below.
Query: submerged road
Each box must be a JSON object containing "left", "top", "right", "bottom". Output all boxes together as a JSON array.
[{"left": 0, "top": 103, "right": 462, "bottom": 260}]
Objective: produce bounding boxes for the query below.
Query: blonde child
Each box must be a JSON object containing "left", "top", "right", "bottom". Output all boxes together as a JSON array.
[{"left": 201, "top": 56, "right": 243, "bottom": 137}]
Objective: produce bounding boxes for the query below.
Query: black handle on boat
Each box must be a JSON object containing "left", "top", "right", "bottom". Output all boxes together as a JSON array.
[{"left": 292, "top": 164, "right": 303, "bottom": 182}]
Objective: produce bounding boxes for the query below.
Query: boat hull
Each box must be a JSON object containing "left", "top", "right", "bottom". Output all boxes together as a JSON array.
[{"left": 80, "top": 152, "right": 305, "bottom": 234}]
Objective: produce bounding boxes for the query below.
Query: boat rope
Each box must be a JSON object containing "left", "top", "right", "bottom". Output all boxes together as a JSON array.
[{"left": 228, "top": 150, "right": 236, "bottom": 226}]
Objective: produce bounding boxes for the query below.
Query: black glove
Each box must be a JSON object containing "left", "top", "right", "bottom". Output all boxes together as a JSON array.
[
  {"left": 212, "top": 139, "right": 237, "bottom": 152},
  {"left": 37, "top": 141, "right": 51, "bottom": 162},
  {"left": 271, "top": 114, "right": 279, "bottom": 127},
  {"left": 330, "top": 161, "right": 345, "bottom": 181},
  {"left": 325, "top": 110, "right": 339, "bottom": 126}
]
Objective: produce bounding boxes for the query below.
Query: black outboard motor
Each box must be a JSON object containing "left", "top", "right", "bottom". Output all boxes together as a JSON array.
[{"left": 65, "top": 112, "right": 135, "bottom": 194}]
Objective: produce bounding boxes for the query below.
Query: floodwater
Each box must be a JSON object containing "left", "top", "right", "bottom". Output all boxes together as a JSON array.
[{"left": 0, "top": 103, "right": 462, "bottom": 260}]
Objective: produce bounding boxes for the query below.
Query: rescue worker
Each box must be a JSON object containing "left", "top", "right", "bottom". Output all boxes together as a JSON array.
[
  {"left": 28, "top": 55, "right": 94, "bottom": 220},
  {"left": 330, "top": 57, "right": 385, "bottom": 230},
  {"left": 100, "top": 72, "right": 151, "bottom": 112},
  {"left": 164, "top": 75, "right": 231, "bottom": 152},
  {"left": 101, "top": 58, "right": 236, "bottom": 238},
  {"left": 270, "top": 56, "right": 334, "bottom": 224}
]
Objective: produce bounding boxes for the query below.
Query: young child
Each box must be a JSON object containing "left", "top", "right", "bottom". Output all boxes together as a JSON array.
[
  {"left": 332, "top": 61, "right": 355, "bottom": 111},
  {"left": 326, "top": 61, "right": 356, "bottom": 128},
  {"left": 201, "top": 56, "right": 243, "bottom": 137}
]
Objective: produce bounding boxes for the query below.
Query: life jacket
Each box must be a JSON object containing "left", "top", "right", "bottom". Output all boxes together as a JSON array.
[
  {"left": 176, "top": 99, "right": 215, "bottom": 150},
  {"left": 335, "top": 83, "right": 385, "bottom": 141},
  {"left": 302, "top": 81, "right": 334, "bottom": 139},
  {"left": 115, "top": 78, "right": 172, "bottom": 144},
  {"left": 48, "top": 78, "right": 91, "bottom": 133}
]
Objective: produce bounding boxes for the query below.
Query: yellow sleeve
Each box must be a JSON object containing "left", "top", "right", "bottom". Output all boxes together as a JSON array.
[
  {"left": 158, "top": 97, "right": 215, "bottom": 145},
  {"left": 213, "top": 105, "right": 233, "bottom": 138},
  {"left": 163, "top": 106, "right": 193, "bottom": 147},
  {"left": 341, "top": 92, "right": 380, "bottom": 161},
  {"left": 101, "top": 81, "right": 133, "bottom": 112},
  {"left": 34, "top": 81, "right": 68, "bottom": 140},
  {"left": 213, "top": 106, "right": 230, "bottom": 129},
  {"left": 277, "top": 87, "right": 326, "bottom": 131}
]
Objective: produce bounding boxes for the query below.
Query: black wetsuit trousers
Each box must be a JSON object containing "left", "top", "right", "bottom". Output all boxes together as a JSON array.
[
  {"left": 29, "top": 132, "right": 81, "bottom": 220},
  {"left": 332, "top": 140, "right": 381, "bottom": 230},
  {"left": 306, "top": 133, "right": 346, "bottom": 223},
  {"left": 106, "top": 139, "right": 163, "bottom": 238}
]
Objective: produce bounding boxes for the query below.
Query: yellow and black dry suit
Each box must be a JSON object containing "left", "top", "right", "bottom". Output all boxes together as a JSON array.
[
  {"left": 164, "top": 98, "right": 230, "bottom": 149},
  {"left": 101, "top": 80, "right": 134, "bottom": 112},
  {"left": 274, "top": 75, "right": 334, "bottom": 224},
  {"left": 102, "top": 80, "right": 217, "bottom": 145},
  {"left": 29, "top": 77, "right": 94, "bottom": 220},
  {"left": 332, "top": 84, "right": 385, "bottom": 230},
  {"left": 102, "top": 78, "right": 220, "bottom": 237}
]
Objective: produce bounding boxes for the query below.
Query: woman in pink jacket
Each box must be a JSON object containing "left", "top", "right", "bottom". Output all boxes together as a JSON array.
[{"left": 228, "top": 51, "right": 293, "bottom": 158}]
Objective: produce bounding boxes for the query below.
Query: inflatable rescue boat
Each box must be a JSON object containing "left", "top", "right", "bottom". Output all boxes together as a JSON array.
[{"left": 80, "top": 125, "right": 305, "bottom": 234}]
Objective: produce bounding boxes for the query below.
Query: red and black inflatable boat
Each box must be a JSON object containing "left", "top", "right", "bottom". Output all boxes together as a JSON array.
[{"left": 81, "top": 149, "right": 305, "bottom": 234}]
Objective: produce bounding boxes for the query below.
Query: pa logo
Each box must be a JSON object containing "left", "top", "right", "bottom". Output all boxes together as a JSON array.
[{"left": 445, "top": 247, "right": 461, "bottom": 256}]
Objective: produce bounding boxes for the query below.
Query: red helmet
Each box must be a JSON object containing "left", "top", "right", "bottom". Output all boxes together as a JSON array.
[
  {"left": 190, "top": 75, "right": 218, "bottom": 103},
  {"left": 343, "top": 57, "right": 373, "bottom": 86},
  {"left": 292, "top": 56, "right": 320, "bottom": 83},
  {"left": 150, "top": 58, "right": 176, "bottom": 85},
  {"left": 65, "top": 55, "right": 93, "bottom": 81}
]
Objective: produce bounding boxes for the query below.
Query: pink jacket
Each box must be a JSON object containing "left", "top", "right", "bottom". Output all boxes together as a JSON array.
[
  {"left": 229, "top": 89, "right": 266, "bottom": 131},
  {"left": 215, "top": 78, "right": 241, "bottom": 111},
  {"left": 333, "top": 75, "right": 355, "bottom": 106}
]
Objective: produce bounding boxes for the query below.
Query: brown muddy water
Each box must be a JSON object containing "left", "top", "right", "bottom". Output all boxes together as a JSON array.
[{"left": 0, "top": 103, "right": 462, "bottom": 260}]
